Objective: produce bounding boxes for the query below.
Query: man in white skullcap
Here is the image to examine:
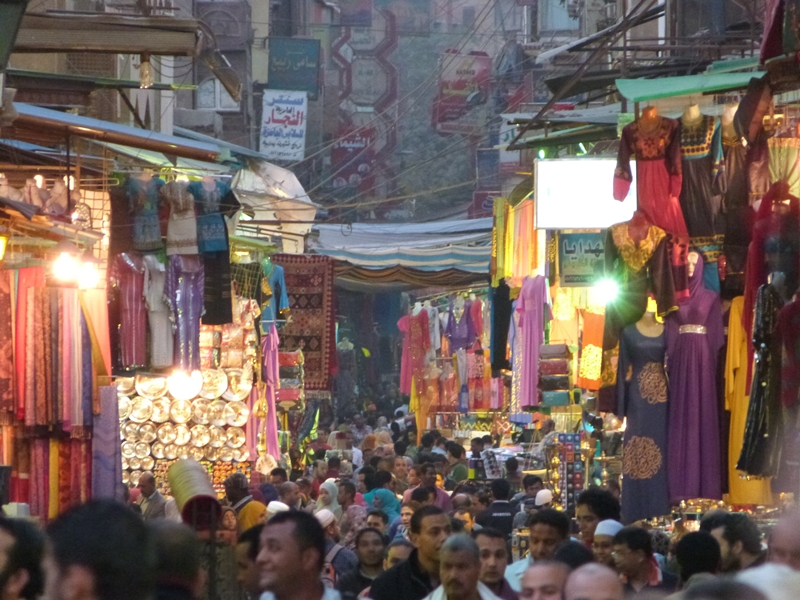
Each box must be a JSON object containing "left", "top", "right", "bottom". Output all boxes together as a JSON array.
[{"left": 592, "top": 520, "right": 624, "bottom": 567}]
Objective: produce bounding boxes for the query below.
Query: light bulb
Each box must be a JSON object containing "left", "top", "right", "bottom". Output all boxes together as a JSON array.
[
  {"left": 78, "top": 260, "right": 100, "bottom": 289},
  {"left": 140, "top": 57, "right": 154, "bottom": 89},
  {"left": 593, "top": 278, "right": 619, "bottom": 305},
  {"left": 53, "top": 252, "right": 80, "bottom": 281}
]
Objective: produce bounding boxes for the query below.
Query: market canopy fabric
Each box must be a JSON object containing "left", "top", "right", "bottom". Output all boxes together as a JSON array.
[
  {"left": 311, "top": 218, "right": 492, "bottom": 288},
  {"left": 10, "top": 103, "right": 220, "bottom": 162},
  {"left": 616, "top": 71, "right": 765, "bottom": 103}
]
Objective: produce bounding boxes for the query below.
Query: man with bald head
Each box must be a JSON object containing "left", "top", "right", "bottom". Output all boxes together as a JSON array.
[
  {"left": 137, "top": 472, "right": 166, "bottom": 521},
  {"left": 564, "top": 564, "right": 623, "bottom": 600},
  {"left": 279, "top": 482, "right": 301, "bottom": 510},
  {"left": 519, "top": 561, "right": 569, "bottom": 600},
  {"left": 769, "top": 511, "right": 800, "bottom": 570},
  {"left": 451, "top": 494, "right": 472, "bottom": 513}
]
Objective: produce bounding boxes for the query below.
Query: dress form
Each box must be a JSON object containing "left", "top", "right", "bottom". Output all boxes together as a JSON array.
[
  {"left": 721, "top": 102, "right": 739, "bottom": 139},
  {"left": 682, "top": 103, "right": 702, "bottom": 126},
  {"left": 627, "top": 210, "right": 651, "bottom": 245},
  {"left": 413, "top": 301, "right": 423, "bottom": 315},
  {"left": 634, "top": 298, "right": 664, "bottom": 338}
]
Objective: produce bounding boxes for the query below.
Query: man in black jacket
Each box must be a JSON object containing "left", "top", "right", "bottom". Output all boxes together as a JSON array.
[
  {"left": 475, "top": 479, "right": 514, "bottom": 539},
  {"left": 369, "top": 505, "right": 452, "bottom": 600}
]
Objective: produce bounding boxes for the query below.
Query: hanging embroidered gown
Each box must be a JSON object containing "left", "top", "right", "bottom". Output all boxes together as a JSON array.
[
  {"left": 738, "top": 282, "right": 784, "bottom": 478},
  {"left": 162, "top": 181, "right": 198, "bottom": 256},
  {"left": 188, "top": 180, "right": 232, "bottom": 254},
  {"left": 722, "top": 130, "right": 753, "bottom": 299},
  {"left": 110, "top": 253, "right": 147, "bottom": 369},
  {"left": 616, "top": 324, "right": 670, "bottom": 523},
  {"left": 614, "top": 117, "right": 689, "bottom": 239},
  {"left": 516, "top": 275, "right": 552, "bottom": 407},
  {"left": 665, "top": 255, "right": 724, "bottom": 502},
  {"left": 398, "top": 311, "right": 431, "bottom": 396},
  {"left": 725, "top": 297, "right": 773, "bottom": 504},
  {"left": 599, "top": 223, "right": 680, "bottom": 412},
  {"left": 679, "top": 115, "right": 727, "bottom": 291},
  {"left": 166, "top": 255, "right": 204, "bottom": 371},
  {"left": 143, "top": 255, "right": 173, "bottom": 369},
  {"left": 128, "top": 176, "right": 165, "bottom": 252}
]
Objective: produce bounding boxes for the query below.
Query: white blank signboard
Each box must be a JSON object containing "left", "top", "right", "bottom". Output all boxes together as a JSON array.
[{"left": 535, "top": 158, "right": 637, "bottom": 229}]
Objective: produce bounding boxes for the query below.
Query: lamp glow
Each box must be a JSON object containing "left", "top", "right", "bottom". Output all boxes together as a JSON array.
[
  {"left": 594, "top": 278, "right": 619, "bottom": 305},
  {"left": 53, "top": 251, "right": 80, "bottom": 281},
  {"left": 140, "top": 54, "right": 154, "bottom": 89},
  {"left": 0, "top": 234, "right": 7, "bottom": 261}
]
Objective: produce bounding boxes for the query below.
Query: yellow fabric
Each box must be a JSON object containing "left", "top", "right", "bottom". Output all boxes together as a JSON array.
[
  {"left": 238, "top": 500, "right": 267, "bottom": 531},
  {"left": 725, "top": 297, "right": 772, "bottom": 505},
  {"left": 49, "top": 439, "right": 59, "bottom": 520},
  {"left": 492, "top": 197, "right": 507, "bottom": 287},
  {"left": 409, "top": 376, "right": 421, "bottom": 445},
  {"left": 504, "top": 205, "right": 515, "bottom": 285}
]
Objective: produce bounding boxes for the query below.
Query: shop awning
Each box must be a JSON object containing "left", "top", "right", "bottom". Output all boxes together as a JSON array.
[
  {"left": 513, "top": 124, "right": 618, "bottom": 148},
  {"left": 9, "top": 103, "right": 220, "bottom": 162},
  {"left": 616, "top": 71, "right": 765, "bottom": 102},
  {"left": 311, "top": 218, "right": 492, "bottom": 287},
  {"left": 100, "top": 142, "right": 232, "bottom": 176}
]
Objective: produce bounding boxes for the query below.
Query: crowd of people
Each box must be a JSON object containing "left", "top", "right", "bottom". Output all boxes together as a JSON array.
[{"left": 4, "top": 412, "right": 800, "bottom": 600}]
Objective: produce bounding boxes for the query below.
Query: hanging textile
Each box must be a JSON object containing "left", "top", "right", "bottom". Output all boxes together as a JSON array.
[
  {"left": 725, "top": 297, "right": 773, "bottom": 505},
  {"left": 738, "top": 282, "right": 784, "bottom": 477},
  {"left": 143, "top": 255, "right": 173, "bottom": 368},
  {"left": 490, "top": 280, "right": 512, "bottom": 371},
  {"left": 398, "top": 310, "right": 431, "bottom": 396},
  {"left": 92, "top": 386, "right": 122, "bottom": 500},
  {"left": 162, "top": 181, "right": 198, "bottom": 256},
  {"left": 722, "top": 130, "right": 754, "bottom": 299},
  {"left": 666, "top": 255, "right": 724, "bottom": 502},
  {"left": 515, "top": 275, "right": 552, "bottom": 407},
  {"left": 188, "top": 179, "right": 235, "bottom": 254},
  {"left": 577, "top": 308, "right": 604, "bottom": 390},
  {"left": 110, "top": 253, "right": 147, "bottom": 369},
  {"left": 0, "top": 271, "right": 14, "bottom": 416},
  {"left": 614, "top": 116, "right": 688, "bottom": 239},
  {"left": 15, "top": 268, "right": 44, "bottom": 420},
  {"left": 491, "top": 197, "right": 508, "bottom": 286},
  {"left": 261, "top": 326, "right": 281, "bottom": 460},
  {"left": 166, "top": 255, "right": 204, "bottom": 371},
  {"left": 127, "top": 175, "right": 165, "bottom": 253},
  {"left": 272, "top": 254, "right": 335, "bottom": 391},
  {"left": 202, "top": 251, "right": 234, "bottom": 326}
]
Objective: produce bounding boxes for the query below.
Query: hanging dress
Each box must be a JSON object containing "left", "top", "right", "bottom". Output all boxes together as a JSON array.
[
  {"left": 737, "top": 283, "right": 784, "bottom": 478},
  {"left": 665, "top": 254, "right": 724, "bottom": 502},
  {"left": 110, "top": 253, "right": 147, "bottom": 369},
  {"left": 721, "top": 130, "right": 753, "bottom": 299},
  {"left": 162, "top": 181, "right": 198, "bottom": 256},
  {"left": 166, "top": 255, "right": 204, "bottom": 371},
  {"left": 398, "top": 310, "right": 431, "bottom": 396},
  {"left": 613, "top": 117, "right": 688, "bottom": 239},
  {"left": 516, "top": 275, "right": 552, "bottom": 407},
  {"left": 616, "top": 324, "right": 670, "bottom": 523},
  {"left": 143, "top": 255, "right": 174, "bottom": 369},
  {"left": 188, "top": 179, "right": 232, "bottom": 254},
  {"left": 725, "top": 297, "right": 773, "bottom": 504},
  {"left": 128, "top": 176, "right": 165, "bottom": 253}
]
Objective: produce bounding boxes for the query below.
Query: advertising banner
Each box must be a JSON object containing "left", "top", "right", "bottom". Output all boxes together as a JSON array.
[
  {"left": 259, "top": 91, "right": 308, "bottom": 161},
  {"left": 340, "top": 0, "right": 373, "bottom": 26},
  {"left": 432, "top": 50, "right": 492, "bottom": 136},
  {"left": 558, "top": 232, "right": 605, "bottom": 287},
  {"left": 330, "top": 125, "right": 376, "bottom": 191},
  {"left": 267, "top": 38, "right": 321, "bottom": 100},
  {"left": 468, "top": 191, "right": 498, "bottom": 219}
]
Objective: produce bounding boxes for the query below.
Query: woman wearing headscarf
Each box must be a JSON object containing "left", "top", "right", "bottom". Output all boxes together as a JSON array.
[
  {"left": 310, "top": 459, "right": 328, "bottom": 500},
  {"left": 313, "top": 478, "right": 342, "bottom": 520},
  {"left": 365, "top": 488, "right": 401, "bottom": 522}
]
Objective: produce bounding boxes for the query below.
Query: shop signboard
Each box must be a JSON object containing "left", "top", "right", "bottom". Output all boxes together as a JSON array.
[
  {"left": 535, "top": 158, "right": 637, "bottom": 229},
  {"left": 259, "top": 91, "right": 308, "bottom": 161},
  {"left": 558, "top": 232, "right": 605, "bottom": 287},
  {"left": 340, "top": 0, "right": 373, "bottom": 26},
  {"left": 267, "top": 38, "right": 322, "bottom": 100},
  {"left": 432, "top": 50, "right": 492, "bottom": 136},
  {"left": 330, "top": 125, "right": 376, "bottom": 191},
  {"left": 469, "top": 191, "right": 498, "bottom": 218},
  {"left": 498, "top": 118, "right": 521, "bottom": 176}
]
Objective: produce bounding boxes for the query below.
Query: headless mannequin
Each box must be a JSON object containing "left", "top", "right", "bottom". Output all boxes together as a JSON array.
[
  {"left": 413, "top": 301, "right": 423, "bottom": 315},
  {"left": 635, "top": 298, "right": 664, "bottom": 338},
  {"left": 640, "top": 105, "right": 659, "bottom": 127},
  {"left": 682, "top": 103, "right": 703, "bottom": 126},
  {"left": 201, "top": 175, "right": 216, "bottom": 192},
  {"left": 721, "top": 102, "right": 739, "bottom": 139},
  {"left": 627, "top": 210, "right": 651, "bottom": 245}
]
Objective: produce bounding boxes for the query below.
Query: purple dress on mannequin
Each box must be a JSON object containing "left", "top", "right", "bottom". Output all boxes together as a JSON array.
[{"left": 665, "top": 254, "right": 724, "bottom": 501}]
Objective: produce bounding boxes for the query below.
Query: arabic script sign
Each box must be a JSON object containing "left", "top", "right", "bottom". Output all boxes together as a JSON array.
[
  {"left": 558, "top": 232, "right": 605, "bottom": 287},
  {"left": 432, "top": 50, "right": 492, "bottom": 136},
  {"left": 268, "top": 38, "right": 321, "bottom": 100},
  {"left": 260, "top": 91, "right": 308, "bottom": 161}
]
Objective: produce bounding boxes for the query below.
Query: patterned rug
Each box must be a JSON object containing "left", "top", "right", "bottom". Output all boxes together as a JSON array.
[{"left": 272, "top": 255, "right": 335, "bottom": 391}]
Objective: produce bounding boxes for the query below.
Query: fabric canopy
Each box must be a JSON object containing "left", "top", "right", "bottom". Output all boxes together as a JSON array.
[
  {"left": 616, "top": 71, "right": 764, "bottom": 103},
  {"left": 333, "top": 263, "right": 489, "bottom": 292}
]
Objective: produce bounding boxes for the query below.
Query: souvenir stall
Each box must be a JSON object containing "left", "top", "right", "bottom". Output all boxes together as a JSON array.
[{"left": 108, "top": 167, "right": 321, "bottom": 494}]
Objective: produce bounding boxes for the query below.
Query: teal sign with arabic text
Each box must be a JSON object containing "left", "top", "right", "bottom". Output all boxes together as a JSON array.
[
  {"left": 558, "top": 232, "right": 605, "bottom": 287},
  {"left": 267, "top": 38, "right": 321, "bottom": 100}
]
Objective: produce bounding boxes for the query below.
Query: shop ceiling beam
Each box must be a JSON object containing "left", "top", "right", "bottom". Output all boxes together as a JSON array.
[
  {"left": 13, "top": 12, "right": 200, "bottom": 56},
  {"left": 507, "top": 0, "right": 659, "bottom": 151}
]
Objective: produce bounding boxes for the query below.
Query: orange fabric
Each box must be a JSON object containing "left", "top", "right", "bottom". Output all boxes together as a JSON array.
[{"left": 577, "top": 310, "right": 605, "bottom": 390}]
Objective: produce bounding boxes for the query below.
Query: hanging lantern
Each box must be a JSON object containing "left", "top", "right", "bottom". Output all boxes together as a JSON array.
[{"left": 52, "top": 239, "right": 81, "bottom": 282}]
